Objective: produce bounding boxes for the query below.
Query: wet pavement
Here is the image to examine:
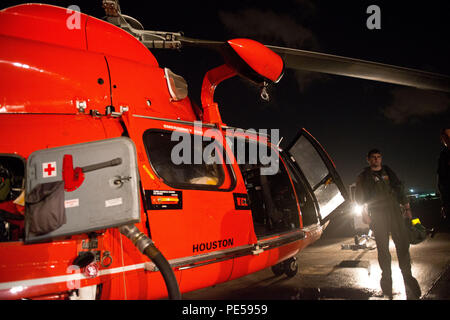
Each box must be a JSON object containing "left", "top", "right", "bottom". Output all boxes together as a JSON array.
[{"left": 182, "top": 231, "right": 450, "bottom": 300}]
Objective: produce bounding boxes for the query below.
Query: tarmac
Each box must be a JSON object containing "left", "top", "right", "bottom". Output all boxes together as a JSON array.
[
  {"left": 182, "top": 232, "right": 450, "bottom": 300},
  {"left": 183, "top": 199, "right": 450, "bottom": 300}
]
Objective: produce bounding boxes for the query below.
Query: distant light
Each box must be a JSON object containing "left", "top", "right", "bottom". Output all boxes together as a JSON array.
[{"left": 410, "top": 189, "right": 414, "bottom": 193}]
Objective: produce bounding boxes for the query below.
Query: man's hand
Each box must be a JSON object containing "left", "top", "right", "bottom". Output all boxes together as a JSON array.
[
  {"left": 404, "top": 208, "right": 412, "bottom": 219},
  {"left": 442, "top": 206, "right": 448, "bottom": 220},
  {"left": 402, "top": 203, "right": 412, "bottom": 219}
]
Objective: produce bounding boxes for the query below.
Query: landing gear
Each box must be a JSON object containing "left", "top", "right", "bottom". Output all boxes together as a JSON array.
[
  {"left": 271, "top": 263, "right": 285, "bottom": 276},
  {"left": 284, "top": 257, "right": 298, "bottom": 278},
  {"left": 271, "top": 257, "right": 298, "bottom": 278}
]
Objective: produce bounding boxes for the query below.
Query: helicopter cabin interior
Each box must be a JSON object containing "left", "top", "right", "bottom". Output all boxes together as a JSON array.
[
  {"left": 0, "top": 155, "right": 25, "bottom": 242},
  {"left": 226, "top": 136, "right": 314, "bottom": 238}
]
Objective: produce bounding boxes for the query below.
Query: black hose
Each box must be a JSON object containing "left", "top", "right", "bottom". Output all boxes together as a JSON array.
[
  {"left": 144, "top": 244, "right": 181, "bottom": 300},
  {"left": 119, "top": 224, "right": 181, "bottom": 300}
]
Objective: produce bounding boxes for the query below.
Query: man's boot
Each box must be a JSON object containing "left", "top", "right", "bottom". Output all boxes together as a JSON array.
[
  {"left": 404, "top": 275, "right": 421, "bottom": 300},
  {"left": 380, "top": 276, "right": 393, "bottom": 299}
]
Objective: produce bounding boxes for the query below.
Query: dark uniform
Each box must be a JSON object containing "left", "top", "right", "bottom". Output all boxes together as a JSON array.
[
  {"left": 355, "top": 165, "right": 421, "bottom": 299},
  {"left": 437, "top": 146, "right": 450, "bottom": 218}
]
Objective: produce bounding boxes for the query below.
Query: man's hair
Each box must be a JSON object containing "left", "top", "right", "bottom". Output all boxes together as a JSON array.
[{"left": 367, "top": 148, "right": 381, "bottom": 158}]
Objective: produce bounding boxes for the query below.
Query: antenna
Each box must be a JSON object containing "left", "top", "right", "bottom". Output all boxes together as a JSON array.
[{"left": 102, "top": 0, "right": 182, "bottom": 49}]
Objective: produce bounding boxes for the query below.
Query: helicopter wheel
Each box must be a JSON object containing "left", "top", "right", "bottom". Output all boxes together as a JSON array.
[
  {"left": 271, "top": 257, "right": 298, "bottom": 277},
  {"left": 283, "top": 257, "right": 298, "bottom": 278},
  {"left": 271, "top": 262, "right": 285, "bottom": 276}
]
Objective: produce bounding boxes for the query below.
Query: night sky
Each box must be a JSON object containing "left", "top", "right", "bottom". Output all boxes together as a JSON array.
[{"left": 3, "top": 0, "right": 449, "bottom": 192}]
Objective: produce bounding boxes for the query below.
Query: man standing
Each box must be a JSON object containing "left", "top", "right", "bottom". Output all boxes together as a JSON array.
[
  {"left": 438, "top": 128, "right": 450, "bottom": 221},
  {"left": 355, "top": 149, "right": 421, "bottom": 299}
]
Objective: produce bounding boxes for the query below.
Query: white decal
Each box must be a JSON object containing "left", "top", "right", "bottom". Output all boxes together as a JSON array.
[
  {"left": 64, "top": 199, "right": 79, "bottom": 209},
  {"left": 42, "top": 161, "right": 57, "bottom": 178},
  {"left": 105, "top": 197, "right": 123, "bottom": 207}
]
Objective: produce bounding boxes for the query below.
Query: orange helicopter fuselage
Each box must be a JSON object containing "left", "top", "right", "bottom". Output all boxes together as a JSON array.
[{"left": 0, "top": 4, "right": 325, "bottom": 299}]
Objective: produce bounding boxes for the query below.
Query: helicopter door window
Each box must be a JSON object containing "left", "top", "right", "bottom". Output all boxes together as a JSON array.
[
  {"left": 0, "top": 155, "right": 25, "bottom": 242},
  {"left": 143, "top": 130, "right": 234, "bottom": 191},
  {"left": 288, "top": 130, "right": 346, "bottom": 223}
]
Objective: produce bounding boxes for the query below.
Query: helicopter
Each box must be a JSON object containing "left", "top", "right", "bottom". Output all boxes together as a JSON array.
[{"left": 0, "top": 1, "right": 449, "bottom": 300}]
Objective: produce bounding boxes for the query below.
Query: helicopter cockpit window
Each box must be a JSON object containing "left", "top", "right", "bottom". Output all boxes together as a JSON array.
[
  {"left": 0, "top": 155, "right": 25, "bottom": 242},
  {"left": 143, "top": 130, "right": 232, "bottom": 190}
]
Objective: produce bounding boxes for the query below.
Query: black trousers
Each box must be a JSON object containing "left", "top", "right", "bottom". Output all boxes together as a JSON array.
[{"left": 370, "top": 205, "right": 413, "bottom": 280}]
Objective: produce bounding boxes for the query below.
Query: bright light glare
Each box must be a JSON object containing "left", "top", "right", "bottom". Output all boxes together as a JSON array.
[
  {"left": 10, "top": 286, "right": 26, "bottom": 294},
  {"left": 353, "top": 204, "right": 363, "bottom": 216},
  {"left": 319, "top": 193, "right": 345, "bottom": 220}
]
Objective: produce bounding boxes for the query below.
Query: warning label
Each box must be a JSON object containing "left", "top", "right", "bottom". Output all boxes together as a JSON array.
[{"left": 145, "top": 190, "right": 182, "bottom": 210}]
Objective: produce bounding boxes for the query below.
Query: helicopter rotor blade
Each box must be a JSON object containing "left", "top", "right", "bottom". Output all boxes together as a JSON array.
[
  {"left": 177, "top": 36, "right": 225, "bottom": 48},
  {"left": 266, "top": 45, "right": 450, "bottom": 93},
  {"left": 100, "top": 1, "right": 449, "bottom": 93}
]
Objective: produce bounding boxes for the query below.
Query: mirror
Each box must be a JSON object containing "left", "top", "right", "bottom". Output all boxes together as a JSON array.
[{"left": 164, "top": 68, "right": 188, "bottom": 101}]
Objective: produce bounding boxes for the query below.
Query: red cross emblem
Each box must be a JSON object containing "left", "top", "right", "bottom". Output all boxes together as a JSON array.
[{"left": 42, "top": 161, "right": 57, "bottom": 178}]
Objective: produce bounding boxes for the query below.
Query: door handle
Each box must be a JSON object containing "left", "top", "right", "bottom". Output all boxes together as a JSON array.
[{"left": 113, "top": 175, "right": 132, "bottom": 187}]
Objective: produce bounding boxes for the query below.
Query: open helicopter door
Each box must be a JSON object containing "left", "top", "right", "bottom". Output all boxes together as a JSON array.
[
  {"left": 287, "top": 129, "right": 347, "bottom": 224},
  {"left": 24, "top": 137, "right": 140, "bottom": 243}
]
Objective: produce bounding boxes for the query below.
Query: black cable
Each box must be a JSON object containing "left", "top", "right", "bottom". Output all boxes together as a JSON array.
[{"left": 144, "top": 244, "right": 181, "bottom": 300}]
